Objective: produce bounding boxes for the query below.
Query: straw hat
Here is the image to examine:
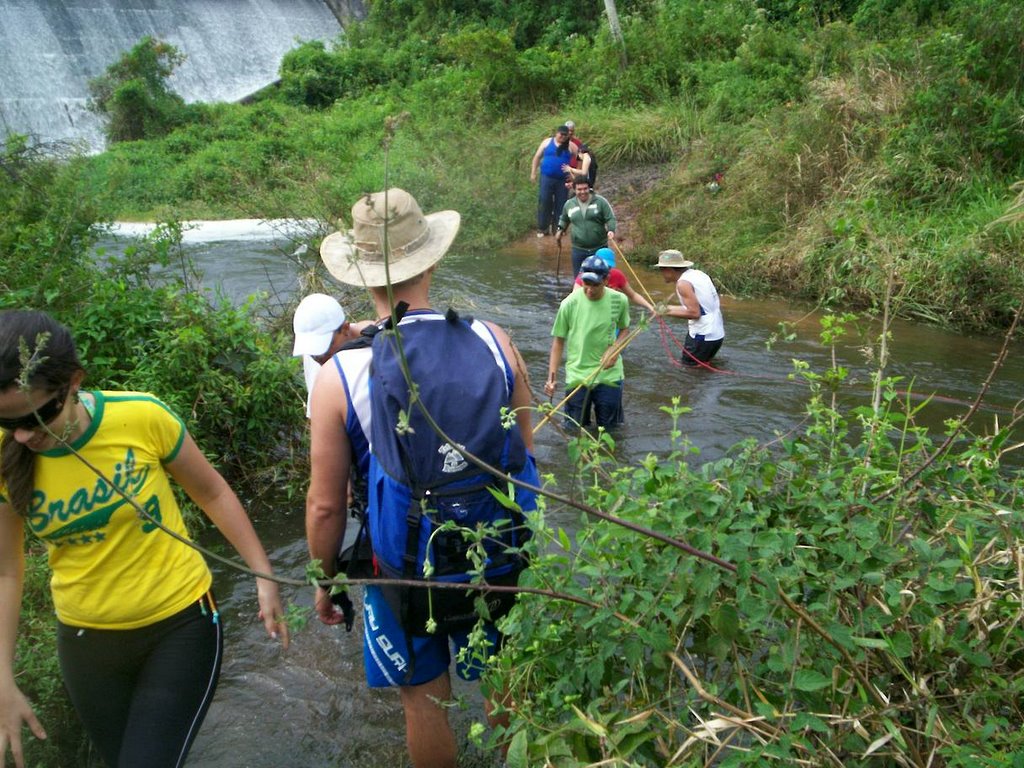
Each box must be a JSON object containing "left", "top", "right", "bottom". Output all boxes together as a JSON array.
[
  {"left": 652, "top": 249, "right": 694, "bottom": 269},
  {"left": 320, "top": 189, "right": 460, "bottom": 287}
]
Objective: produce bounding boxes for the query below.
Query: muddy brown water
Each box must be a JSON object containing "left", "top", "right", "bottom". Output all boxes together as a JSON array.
[{"left": 95, "top": 233, "right": 1022, "bottom": 767}]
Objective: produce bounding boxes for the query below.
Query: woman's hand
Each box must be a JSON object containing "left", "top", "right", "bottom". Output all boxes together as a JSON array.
[
  {"left": 255, "top": 578, "right": 290, "bottom": 649},
  {"left": 0, "top": 681, "right": 46, "bottom": 768}
]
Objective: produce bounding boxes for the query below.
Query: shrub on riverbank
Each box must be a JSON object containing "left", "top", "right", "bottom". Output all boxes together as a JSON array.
[
  {"left": 493, "top": 317, "right": 1024, "bottom": 766},
  {"left": 1, "top": 137, "right": 306, "bottom": 766},
  {"left": 628, "top": 2, "right": 1024, "bottom": 331},
  {"left": 67, "top": 0, "right": 1023, "bottom": 333}
]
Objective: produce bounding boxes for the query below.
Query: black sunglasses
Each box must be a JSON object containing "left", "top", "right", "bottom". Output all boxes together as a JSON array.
[{"left": 0, "top": 389, "right": 68, "bottom": 432}]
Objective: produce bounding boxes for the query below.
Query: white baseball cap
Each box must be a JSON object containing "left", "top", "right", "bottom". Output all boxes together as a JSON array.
[{"left": 292, "top": 293, "right": 345, "bottom": 356}]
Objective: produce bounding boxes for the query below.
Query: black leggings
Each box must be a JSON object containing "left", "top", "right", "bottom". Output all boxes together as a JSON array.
[{"left": 57, "top": 598, "right": 223, "bottom": 768}]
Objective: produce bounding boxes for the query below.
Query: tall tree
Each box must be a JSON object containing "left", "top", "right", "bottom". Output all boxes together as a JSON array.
[{"left": 603, "top": 0, "right": 627, "bottom": 68}]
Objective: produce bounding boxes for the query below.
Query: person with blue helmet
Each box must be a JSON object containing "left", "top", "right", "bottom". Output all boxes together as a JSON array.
[
  {"left": 545, "top": 254, "right": 631, "bottom": 430},
  {"left": 572, "top": 247, "right": 655, "bottom": 314},
  {"left": 595, "top": 246, "right": 615, "bottom": 267}
]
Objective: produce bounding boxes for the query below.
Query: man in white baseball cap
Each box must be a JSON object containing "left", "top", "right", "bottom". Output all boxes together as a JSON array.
[{"left": 292, "top": 293, "right": 358, "bottom": 416}]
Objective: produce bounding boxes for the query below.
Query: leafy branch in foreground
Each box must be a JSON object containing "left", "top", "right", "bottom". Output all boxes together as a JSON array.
[{"left": 491, "top": 314, "right": 1024, "bottom": 768}]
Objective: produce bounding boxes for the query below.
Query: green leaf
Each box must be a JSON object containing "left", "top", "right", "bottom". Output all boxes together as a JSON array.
[
  {"left": 961, "top": 649, "right": 993, "bottom": 668},
  {"left": 793, "top": 669, "right": 832, "bottom": 692},
  {"left": 506, "top": 730, "right": 528, "bottom": 768},
  {"left": 714, "top": 603, "right": 740, "bottom": 641},
  {"left": 888, "top": 631, "right": 913, "bottom": 658},
  {"left": 792, "top": 712, "right": 830, "bottom": 734},
  {"left": 852, "top": 636, "right": 890, "bottom": 649},
  {"left": 558, "top": 527, "right": 572, "bottom": 551}
]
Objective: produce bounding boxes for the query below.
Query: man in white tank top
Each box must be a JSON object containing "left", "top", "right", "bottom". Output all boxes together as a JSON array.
[{"left": 653, "top": 249, "right": 725, "bottom": 366}]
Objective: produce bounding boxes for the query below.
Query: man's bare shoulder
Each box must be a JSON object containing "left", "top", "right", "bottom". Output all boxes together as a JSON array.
[{"left": 309, "top": 359, "right": 350, "bottom": 421}]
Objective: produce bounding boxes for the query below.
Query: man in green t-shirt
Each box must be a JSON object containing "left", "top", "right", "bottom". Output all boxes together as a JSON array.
[
  {"left": 544, "top": 255, "right": 630, "bottom": 430},
  {"left": 555, "top": 178, "right": 618, "bottom": 277}
]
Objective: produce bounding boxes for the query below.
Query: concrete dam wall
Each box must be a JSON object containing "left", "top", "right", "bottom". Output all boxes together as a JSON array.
[{"left": 0, "top": 0, "right": 359, "bottom": 152}]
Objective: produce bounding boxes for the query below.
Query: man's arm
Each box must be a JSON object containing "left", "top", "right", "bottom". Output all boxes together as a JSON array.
[
  {"left": 602, "top": 197, "right": 617, "bottom": 238},
  {"left": 544, "top": 336, "right": 566, "bottom": 397},
  {"left": 306, "top": 361, "right": 352, "bottom": 625},
  {"left": 666, "top": 277, "right": 701, "bottom": 320},
  {"left": 485, "top": 322, "right": 535, "bottom": 453},
  {"left": 621, "top": 281, "right": 655, "bottom": 313},
  {"left": 530, "top": 138, "right": 547, "bottom": 182},
  {"left": 554, "top": 201, "right": 572, "bottom": 243}
]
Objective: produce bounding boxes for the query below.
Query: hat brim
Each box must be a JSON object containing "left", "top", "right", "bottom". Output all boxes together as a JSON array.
[
  {"left": 293, "top": 330, "right": 334, "bottom": 356},
  {"left": 320, "top": 210, "right": 461, "bottom": 287},
  {"left": 652, "top": 259, "right": 694, "bottom": 269}
]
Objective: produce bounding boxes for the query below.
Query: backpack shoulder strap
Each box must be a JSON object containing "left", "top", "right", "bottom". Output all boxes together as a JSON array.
[{"left": 338, "top": 301, "right": 410, "bottom": 352}]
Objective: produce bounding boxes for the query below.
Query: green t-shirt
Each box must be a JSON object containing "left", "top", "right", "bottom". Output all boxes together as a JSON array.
[{"left": 552, "top": 288, "right": 630, "bottom": 388}]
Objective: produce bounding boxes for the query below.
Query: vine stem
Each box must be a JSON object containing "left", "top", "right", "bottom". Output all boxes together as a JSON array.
[{"left": 36, "top": 414, "right": 637, "bottom": 628}]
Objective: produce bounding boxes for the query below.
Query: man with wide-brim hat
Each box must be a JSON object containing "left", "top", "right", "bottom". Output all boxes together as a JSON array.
[
  {"left": 319, "top": 188, "right": 460, "bottom": 288},
  {"left": 309, "top": 188, "right": 539, "bottom": 768},
  {"left": 654, "top": 248, "right": 726, "bottom": 366}
]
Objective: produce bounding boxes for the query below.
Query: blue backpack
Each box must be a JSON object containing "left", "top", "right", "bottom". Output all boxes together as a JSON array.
[{"left": 368, "top": 308, "right": 537, "bottom": 636}]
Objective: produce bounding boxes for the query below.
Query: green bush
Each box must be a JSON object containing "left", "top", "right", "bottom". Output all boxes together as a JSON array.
[
  {"left": 279, "top": 39, "right": 393, "bottom": 107},
  {"left": 881, "top": 0, "right": 1024, "bottom": 199},
  {"left": 279, "top": 40, "right": 348, "bottom": 108},
  {"left": 852, "top": 0, "right": 952, "bottom": 34},
  {"left": 64, "top": 230, "right": 305, "bottom": 486},
  {"left": 700, "top": 25, "right": 811, "bottom": 120},
  {"left": 494, "top": 319, "right": 1024, "bottom": 766},
  {"left": 0, "top": 136, "right": 104, "bottom": 305},
  {"left": 439, "top": 27, "right": 567, "bottom": 113},
  {"left": 87, "top": 37, "right": 191, "bottom": 143},
  {"left": 361, "top": 0, "right": 598, "bottom": 49}
]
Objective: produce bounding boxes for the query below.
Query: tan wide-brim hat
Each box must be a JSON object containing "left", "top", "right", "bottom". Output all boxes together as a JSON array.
[
  {"left": 652, "top": 249, "right": 694, "bottom": 269},
  {"left": 320, "top": 188, "right": 460, "bottom": 287}
]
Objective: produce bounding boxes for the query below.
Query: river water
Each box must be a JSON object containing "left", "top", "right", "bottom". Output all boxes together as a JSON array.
[{"left": 96, "top": 230, "right": 1023, "bottom": 767}]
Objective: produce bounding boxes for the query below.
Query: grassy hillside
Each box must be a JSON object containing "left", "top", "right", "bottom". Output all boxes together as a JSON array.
[{"left": 74, "top": 0, "right": 1024, "bottom": 332}]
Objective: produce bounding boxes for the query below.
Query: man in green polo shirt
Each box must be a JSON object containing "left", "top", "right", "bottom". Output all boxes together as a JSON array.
[{"left": 544, "top": 255, "right": 630, "bottom": 430}]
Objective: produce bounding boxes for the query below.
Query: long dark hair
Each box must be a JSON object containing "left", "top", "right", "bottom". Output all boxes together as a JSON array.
[{"left": 0, "top": 310, "right": 83, "bottom": 516}]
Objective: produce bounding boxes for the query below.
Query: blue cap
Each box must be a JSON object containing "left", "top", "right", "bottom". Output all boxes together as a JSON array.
[
  {"left": 594, "top": 247, "right": 615, "bottom": 268},
  {"left": 579, "top": 255, "right": 610, "bottom": 284}
]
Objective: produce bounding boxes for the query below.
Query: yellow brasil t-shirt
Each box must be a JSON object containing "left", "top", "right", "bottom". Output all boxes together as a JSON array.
[{"left": 1, "top": 391, "right": 212, "bottom": 629}]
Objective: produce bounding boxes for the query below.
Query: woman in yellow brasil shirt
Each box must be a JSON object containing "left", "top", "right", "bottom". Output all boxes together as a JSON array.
[{"left": 0, "top": 310, "right": 289, "bottom": 768}]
